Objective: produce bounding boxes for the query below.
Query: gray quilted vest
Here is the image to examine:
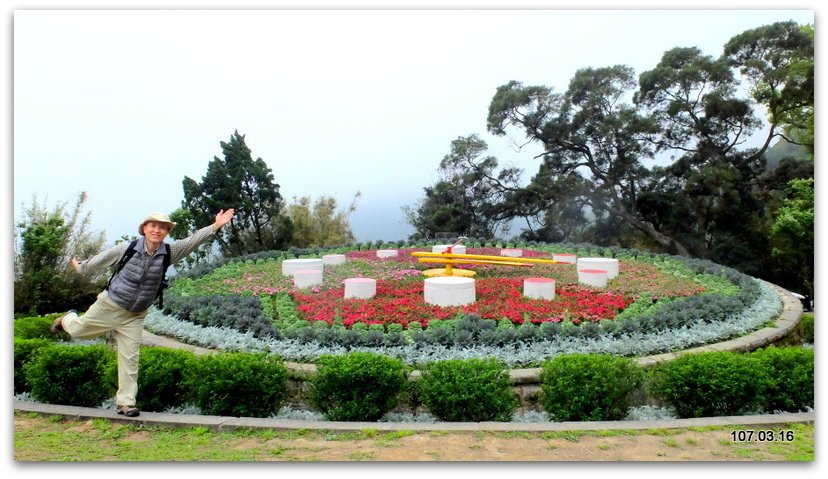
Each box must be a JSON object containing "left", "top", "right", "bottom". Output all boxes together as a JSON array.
[{"left": 107, "top": 237, "right": 170, "bottom": 312}]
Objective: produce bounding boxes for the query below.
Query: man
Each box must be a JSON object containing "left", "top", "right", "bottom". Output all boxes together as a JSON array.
[{"left": 51, "top": 209, "right": 235, "bottom": 417}]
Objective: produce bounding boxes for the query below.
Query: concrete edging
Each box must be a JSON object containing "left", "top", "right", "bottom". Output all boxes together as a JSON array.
[{"left": 13, "top": 399, "right": 814, "bottom": 433}]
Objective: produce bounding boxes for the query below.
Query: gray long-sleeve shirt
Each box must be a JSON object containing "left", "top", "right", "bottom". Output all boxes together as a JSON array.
[{"left": 77, "top": 225, "right": 217, "bottom": 277}]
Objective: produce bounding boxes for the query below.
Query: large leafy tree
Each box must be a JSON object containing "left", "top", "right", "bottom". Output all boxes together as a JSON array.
[
  {"left": 176, "top": 131, "right": 293, "bottom": 258},
  {"left": 486, "top": 22, "right": 812, "bottom": 264},
  {"left": 633, "top": 46, "right": 771, "bottom": 270},
  {"left": 487, "top": 67, "right": 679, "bottom": 252},
  {"left": 768, "top": 178, "right": 814, "bottom": 298},
  {"left": 14, "top": 192, "right": 106, "bottom": 315},
  {"left": 287, "top": 192, "right": 360, "bottom": 248},
  {"left": 634, "top": 21, "right": 813, "bottom": 273},
  {"left": 403, "top": 135, "right": 518, "bottom": 240},
  {"left": 722, "top": 21, "right": 814, "bottom": 155},
  {"left": 723, "top": 21, "right": 814, "bottom": 285},
  {"left": 404, "top": 180, "right": 476, "bottom": 240}
]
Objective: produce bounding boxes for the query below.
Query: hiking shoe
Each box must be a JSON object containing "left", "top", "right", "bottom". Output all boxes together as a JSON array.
[
  {"left": 49, "top": 310, "right": 77, "bottom": 334},
  {"left": 116, "top": 405, "right": 140, "bottom": 417}
]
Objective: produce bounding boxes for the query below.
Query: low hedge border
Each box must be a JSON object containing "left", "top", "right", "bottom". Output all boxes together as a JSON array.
[{"left": 15, "top": 339, "right": 812, "bottom": 421}]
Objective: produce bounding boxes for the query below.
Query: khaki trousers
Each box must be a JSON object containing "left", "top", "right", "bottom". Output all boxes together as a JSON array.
[{"left": 61, "top": 290, "right": 147, "bottom": 407}]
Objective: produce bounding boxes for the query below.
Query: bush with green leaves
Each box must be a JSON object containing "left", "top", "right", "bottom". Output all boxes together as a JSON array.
[
  {"left": 136, "top": 347, "right": 197, "bottom": 413},
  {"left": 14, "top": 338, "right": 54, "bottom": 393},
  {"left": 309, "top": 352, "right": 408, "bottom": 421},
  {"left": 23, "top": 344, "right": 116, "bottom": 407},
  {"left": 647, "top": 351, "right": 770, "bottom": 418},
  {"left": 187, "top": 352, "right": 289, "bottom": 418},
  {"left": 13, "top": 314, "right": 64, "bottom": 341},
  {"left": 538, "top": 353, "right": 645, "bottom": 421},
  {"left": 417, "top": 358, "right": 519, "bottom": 422},
  {"left": 800, "top": 313, "right": 813, "bottom": 344},
  {"left": 751, "top": 346, "right": 814, "bottom": 412}
]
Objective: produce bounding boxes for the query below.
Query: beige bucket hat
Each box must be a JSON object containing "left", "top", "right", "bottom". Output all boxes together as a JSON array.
[{"left": 139, "top": 212, "right": 177, "bottom": 236}]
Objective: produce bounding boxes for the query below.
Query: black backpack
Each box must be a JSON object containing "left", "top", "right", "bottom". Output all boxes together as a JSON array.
[{"left": 106, "top": 239, "right": 173, "bottom": 309}]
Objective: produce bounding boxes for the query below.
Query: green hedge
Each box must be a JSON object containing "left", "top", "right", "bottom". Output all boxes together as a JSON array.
[
  {"left": 23, "top": 344, "right": 117, "bottom": 407},
  {"left": 187, "top": 352, "right": 289, "bottom": 418},
  {"left": 538, "top": 353, "right": 645, "bottom": 421},
  {"left": 13, "top": 314, "right": 65, "bottom": 341},
  {"left": 751, "top": 346, "right": 814, "bottom": 412},
  {"left": 800, "top": 313, "right": 814, "bottom": 343},
  {"left": 14, "top": 338, "right": 54, "bottom": 393},
  {"left": 136, "top": 347, "right": 197, "bottom": 413},
  {"left": 647, "top": 351, "right": 770, "bottom": 418},
  {"left": 417, "top": 358, "right": 519, "bottom": 422},
  {"left": 15, "top": 316, "right": 813, "bottom": 421},
  {"left": 309, "top": 352, "right": 408, "bottom": 421}
]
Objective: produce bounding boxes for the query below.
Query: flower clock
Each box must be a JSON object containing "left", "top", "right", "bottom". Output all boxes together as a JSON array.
[
  {"left": 156, "top": 242, "right": 778, "bottom": 366},
  {"left": 171, "top": 246, "right": 715, "bottom": 330}
]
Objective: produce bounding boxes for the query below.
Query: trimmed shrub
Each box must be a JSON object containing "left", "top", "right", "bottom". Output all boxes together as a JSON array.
[
  {"left": 14, "top": 338, "right": 54, "bottom": 393},
  {"left": 309, "top": 352, "right": 407, "bottom": 421},
  {"left": 417, "top": 358, "right": 519, "bottom": 422},
  {"left": 24, "top": 344, "right": 116, "bottom": 407},
  {"left": 751, "top": 346, "right": 814, "bottom": 412},
  {"left": 800, "top": 313, "right": 814, "bottom": 344},
  {"left": 647, "top": 351, "right": 770, "bottom": 418},
  {"left": 188, "top": 352, "right": 289, "bottom": 418},
  {"left": 13, "top": 314, "right": 64, "bottom": 341},
  {"left": 538, "top": 354, "right": 645, "bottom": 421},
  {"left": 136, "top": 347, "right": 197, "bottom": 413}
]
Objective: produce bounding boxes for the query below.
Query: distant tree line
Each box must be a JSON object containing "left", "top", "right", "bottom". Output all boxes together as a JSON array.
[{"left": 404, "top": 21, "right": 813, "bottom": 299}]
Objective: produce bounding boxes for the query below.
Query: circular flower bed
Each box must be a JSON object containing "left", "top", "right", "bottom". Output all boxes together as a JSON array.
[{"left": 149, "top": 242, "right": 781, "bottom": 367}]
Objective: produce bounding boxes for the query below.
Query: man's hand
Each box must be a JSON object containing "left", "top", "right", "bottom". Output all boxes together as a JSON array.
[
  {"left": 70, "top": 257, "right": 80, "bottom": 272},
  {"left": 212, "top": 209, "right": 236, "bottom": 231}
]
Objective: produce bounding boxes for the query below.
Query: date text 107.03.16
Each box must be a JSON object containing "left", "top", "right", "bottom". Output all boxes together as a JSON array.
[{"left": 730, "top": 430, "right": 795, "bottom": 442}]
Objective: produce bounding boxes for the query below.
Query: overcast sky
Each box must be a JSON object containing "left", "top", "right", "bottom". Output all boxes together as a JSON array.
[{"left": 11, "top": 6, "right": 815, "bottom": 245}]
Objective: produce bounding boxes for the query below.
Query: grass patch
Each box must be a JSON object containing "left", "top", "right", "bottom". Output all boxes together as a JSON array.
[
  {"left": 374, "top": 430, "right": 416, "bottom": 447},
  {"left": 14, "top": 411, "right": 815, "bottom": 461},
  {"left": 346, "top": 450, "right": 377, "bottom": 461},
  {"left": 663, "top": 438, "right": 679, "bottom": 447},
  {"left": 595, "top": 429, "right": 637, "bottom": 437},
  {"left": 539, "top": 431, "right": 584, "bottom": 442},
  {"left": 495, "top": 431, "right": 534, "bottom": 439},
  {"left": 324, "top": 429, "right": 379, "bottom": 441},
  {"left": 688, "top": 425, "right": 724, "bottom": 433},
  {"left": 646, "top": 428, "right": 682, "bottom": 436}
]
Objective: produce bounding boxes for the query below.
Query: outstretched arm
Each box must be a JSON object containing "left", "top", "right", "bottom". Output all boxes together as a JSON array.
[
  {"left": 211, "top": 208, "right": 236, "bottom": 232},
  {"left": 169, "top": 208, "right": 237, "bottom": 263},
  {"left": 71, "top": 242, "right": 130, "bottom": 276}
]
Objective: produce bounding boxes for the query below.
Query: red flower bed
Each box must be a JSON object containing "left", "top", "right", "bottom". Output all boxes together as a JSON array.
[
  {"left": 291, "top": 277, "right": 632, "bottom": 328},
  {"left": 181, "top": 246, "right": 717, "bottom": 331}
]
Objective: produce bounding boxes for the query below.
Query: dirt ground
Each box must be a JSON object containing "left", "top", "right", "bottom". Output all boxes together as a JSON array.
[
  {"left": 238, "top": 429, "right": 793, "bottom": 461},
  {"left": 13, "top": 414, "right": 812, "bottom": 462}
]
